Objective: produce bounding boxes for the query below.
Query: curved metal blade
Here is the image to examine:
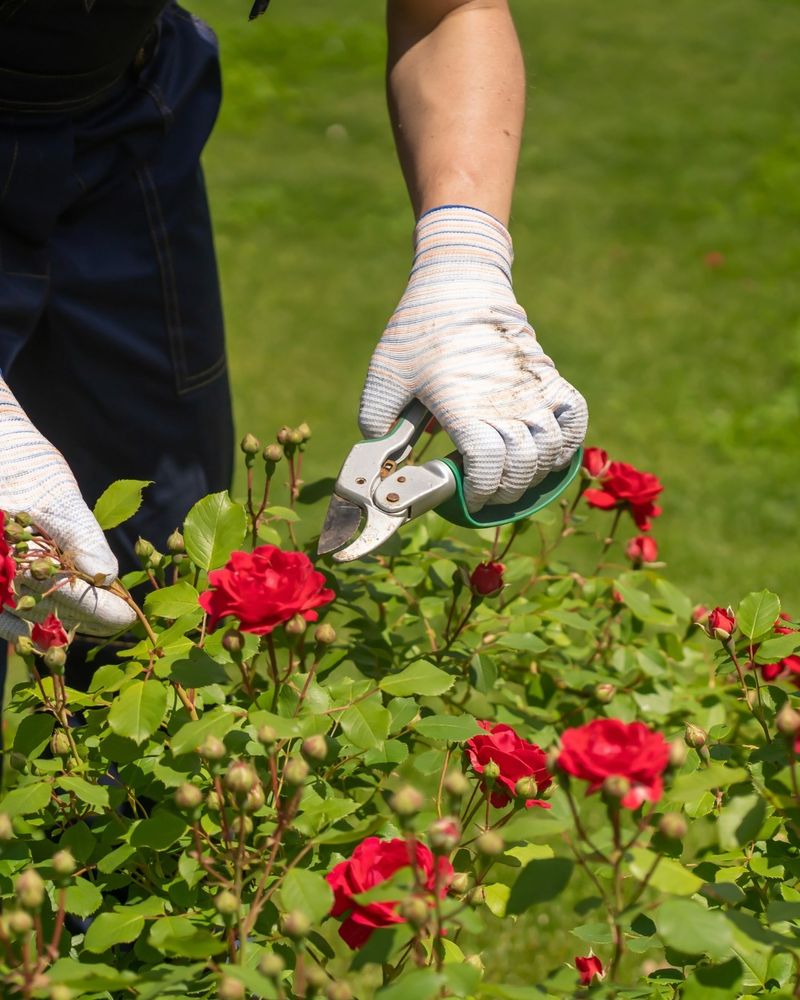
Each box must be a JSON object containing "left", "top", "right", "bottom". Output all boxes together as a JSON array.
[
  {"left": 332, "top": 506, "right": 407, "bottom": 563},
  {"left": 318, "top": 494, "right": 363, "bottom": 556}
]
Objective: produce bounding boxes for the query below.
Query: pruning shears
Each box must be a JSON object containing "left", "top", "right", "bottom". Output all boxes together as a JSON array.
[{"left": 317, "top": 399, "right": 582, "bottom": 563}]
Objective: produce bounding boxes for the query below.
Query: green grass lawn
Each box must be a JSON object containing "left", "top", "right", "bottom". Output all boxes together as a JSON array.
[{"left": 193, "top": 0, "right": 800, "bottom": 611}]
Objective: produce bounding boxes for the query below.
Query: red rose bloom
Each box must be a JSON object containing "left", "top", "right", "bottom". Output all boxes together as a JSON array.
[
  {"left": 575, "top": 955, "right": 604, "bottom": 986},
  {"left": 0, "top": 511, "right": 17, "bottom": 610},
  {"left": 557, "top": 718, "right": 669, "bottom": 810},
  {"left": 625, "top": 535, "right": 658, "bottom": 566},
  {"left": 326, "top": 837, "right": 453, "bottom": 949},
  {"left": 761, "top": 656, "right": 800, "bottom": 687},
  {"left": 199, "top": 545, "right": 334, "bottom": 635},
  {"left": 582, "top": 447, "right": 610, "bottom": 479},
  {"left": 706, "top": 606, "right": 735, "bottom": 639},
  {"left": 469, "top": 561, "right": 505, "bottom": 597},
  {"left": 31, "top": 613, "right": 68, "bottom": 650},
  {"left": 583, "top": 461, "right": 663, "bottom": 531},
  {"left": 775, "top": 613, "right": 796, "bottom": 636},
  {"left": 466, "top": 721, "right": 552, "bottom": 809}
]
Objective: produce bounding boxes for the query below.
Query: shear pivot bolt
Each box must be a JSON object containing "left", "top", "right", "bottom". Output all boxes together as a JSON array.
[{"left": 385, "top": 492, "right": 400, "bottom": 503}]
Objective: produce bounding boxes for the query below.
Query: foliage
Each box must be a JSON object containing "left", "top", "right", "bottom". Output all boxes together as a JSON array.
[{"left": 2, "top": 427, "right": 800, "bottom": 1000}]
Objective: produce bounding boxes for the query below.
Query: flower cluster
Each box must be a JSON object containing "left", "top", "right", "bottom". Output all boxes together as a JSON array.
[
  {"left": 466, "top": 721, "right": 551, "bottom": 808},
  {"left": 582, "top": 449, "right": 663, "bottom": 532}
]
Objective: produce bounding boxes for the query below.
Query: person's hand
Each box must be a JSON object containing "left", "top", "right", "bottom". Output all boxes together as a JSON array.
[
  {"left": 359, "top": 205, "right": 588, "bottom": 511},
  {"left": 0, "top": 377, "right": 136, "bottom": 642}
]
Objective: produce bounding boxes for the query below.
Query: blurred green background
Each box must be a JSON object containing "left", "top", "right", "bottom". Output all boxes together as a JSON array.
[{"left": 192, "top": 0, "right": 800, "bottom": 610}]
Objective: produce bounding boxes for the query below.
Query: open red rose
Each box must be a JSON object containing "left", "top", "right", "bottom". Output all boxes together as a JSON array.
[
  {"left": 466, "top": 721, "right": 552, "bottom": 808},
  {"left": 199, "top": 545, "right": 334, "bottom": 635},
  {"left": 0, "top": 511, "right": 17, "bottom": 610},
  {"left": 31, "top": 613, "right": 69, "bottom": 651},
  {"left": 469, "top": 562, "right": 505, "bottom": 597},
  {"left": 706, "top": 606, "right": 735, "bottom": 639},
  {"left": 760, "top": 655, "right": 800, "bottom": 687},
  {"left": 775, "top": 613, "right": 796, "bottom": 636},
  {"left": 583, "top": 461, "right": 663, "bottom": 531},
  {"left": 557, "top": 718, "right": 669, "bottom": 810},
  {"left": 326, "top": 837, "right": 453, "bottom": 949},
  {"left": 575, "top": 954, "right": 604, "bottom": 986},
  {"left": 582, "top": 447, "right": 610, "bottom": 479},
  {"left": 625, "top": 535, "right": 658, "bottom": 566}
]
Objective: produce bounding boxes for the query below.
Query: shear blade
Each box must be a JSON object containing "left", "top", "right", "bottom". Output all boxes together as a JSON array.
[{"left": 318, "top": 494, "right": 363, "bottom": 555}]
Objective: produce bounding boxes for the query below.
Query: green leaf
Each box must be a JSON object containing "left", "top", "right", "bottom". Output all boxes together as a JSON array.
[
  {"left": 413, "top": 714, "right": 483, "bottom": 742},
  {"left": 281, "top": 868, "right": 335, "bottom": 923},
  {"left": 682, "top": 958, "right": 743, "bottom": 1000},
  {"left": 263, "top": 504, "right": 301, "bottom": 523},
  {"left": 59, "top": 776, "right": 109, "bottom": 810},
  {"left": 108, "top": 680, "right": 167, "bottom": 745},
  {"left": 0, "top": 781, "right": 51, "bottom": 818},
  {"left": 506, "top": 858, "right": 574, "bottom": 915},
  {"left": 130, "top": 809, "right": 187, "bottom": 850},
  {"left": 149, "top": 916, "right": 227, "bottom": 958},
  {"left": 668, "top": 765, "right": 748, "bottom": 801},
  {"left": 655, "top": 898, "right": 733, "bottom": 959},
  {"left": 144, "top": 581, "right": 201, "bottom": 619},
  {"left": 754, "top": 632, "right": 800, "bottom": 663},
  {"left": 494, "top": 633, "right": 547, "bottom": 653},
  {"left": 378, "top": 969, "right": 444, "bottom": 1000},
  {"left": 628, "top": 848, "right": 703, "bottom": 896},
  {"left": 170, "top": 647, "right": 230, "bottom": 688},
  {"left": 737, "top": 590, "right": 781, "bottom": 641},
  {"left": 12, "top": 713, "right": 54, "bottom": 758},
  {"left": 93, "top": 479, "right": 152, "bottom": 530},
  {"left": 84, "top": 900, "right": 163, "bottom": 953},
  {"left": 183, "top": 491, "right": 247, "bottom": 571},
  {"left": 64, "top": 877, "right": 103, "bottom": 917},
  {"left": 340, "top": 696, "right": 391, "bottom": 750},
  {"left": 170, "top": 707, "right": 237, "bottom": 756},
  {"left": 379, "top": 660, "right": 454, "bottom": 697},
  {"left": 48, "top": 957, "right": 138, "bottom": 992}
]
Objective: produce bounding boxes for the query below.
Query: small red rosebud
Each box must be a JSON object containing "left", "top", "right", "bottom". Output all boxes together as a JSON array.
[
  {"left": 705, "top": 606, "right": 735, "bottom": 640},
  {"left": 692, "top": 605, "right": 709, "bottom": 625},
  {"left": 469, "top": 561, "right": 505, "bottom": 597},
  {"left": 611, "top": 589, "right": 623, "bottom": 605},
  {"left": 624, "top": 535, "right": 658, "bottom": 567},
  {"left": 31, "top": 613, "right": 69, "bottom": 652},
  {"left": 704, "top": 250, "right": 725, "bottom": 269},
  {"left": 575, "top": 954, "right": 604, "bottom": 986},
  {"left": 581, "top": 447, "right": 610, "bottom": 479},
  {"left": 775, "top": 613, "right": 796, "bottom": 636}
]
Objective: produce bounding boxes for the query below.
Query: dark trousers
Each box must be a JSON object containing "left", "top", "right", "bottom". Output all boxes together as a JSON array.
[{"left": 0, "top": 6, "right": 234, "bottom": 705}]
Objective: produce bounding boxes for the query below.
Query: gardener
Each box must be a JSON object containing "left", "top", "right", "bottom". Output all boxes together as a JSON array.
[{"left": 0, "top": 2, "right": 586, "bottom": 668}]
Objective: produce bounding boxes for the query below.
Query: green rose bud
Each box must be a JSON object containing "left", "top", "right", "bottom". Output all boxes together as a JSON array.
[
  {"left": 276, "top": 426, "right": 292, "bottom": 445},
  {"left": 218, "top": 976, "right": 245, "bottom": 1000},
  {"left": 482, "top": 760, "right": 501, "bottom": 785},
  {"left": 16, "top": 868, "right": 45, "bottom": 910},
  {"left": 15, "top": 594, "right": 37, "bottom": 611},
  {"left": 314, "top": 623, "right": 336, "bottom": 645},
  {"left": 302, "top": 734, "right": 328, "bottom": 763},
  {"left": 281, "top": 909, "right": 310, "bottom": 940},
  {"left": 134, "top": 537, "right": 154, "bottom": 560},
  {"left": 428, "top": 816, "right": 461, "bottom": 853},
  {"left": 166, "top": 529, "right": 185, "bottom": 554},
  {"left": 14, "top": 512, "right": 33, "bottom": 528},
  {"left": 668, "top": 737, "right": 688, "bottom": 768},
  {"left": 257, "top": 724, "right": 277, "bottom": 747},
  {"left": 175, "top": 783, "right": 203, "bottom": 811},
  {"left": 15, "top": 635, "right": 35, "bottom": 656},
  {"left": 297, "top": 422, "right": 312, "bottom": 442},
  {"left": 222, "top": 629, "right": 245, "bottom": 655},
  {"left": 283, "top": 756, "right": 309, "bottom": 787},
  {"left": 244, "top": 783, "right": 265, "bottom": 813},
  {"left": 449, "top": 872, "right": 470, "bottom": 894},
  {"left": 514, "top": 776, "right": 538, "bottom": 800},
  {"left": 602, "top": 775, "right": 631, "bottom": 801},
  {"left": 44, "top": 645, "right": 67, "bottom": 673},
  {"left": 285, "top": 613, "right": 307, "bottom": 636},
  {"left": 50, "top": 986, "right": 75, "bottom": 1000},
  {"left": 206, "top": 789, "right": 223, "bottom": 812},
  {"left": 443, "top": 770, "right": 470, "bottom": 798},
  {"left": 0, "top": 813, "right": 13, "bottom": 841},
  {"left": 288, "top": 428, "right": 304, "bottom": 446},
  {"left": 214, "top": 890, "right": 239, "bottom": 917},
  {"left": 240, "top": 433, "right": 261, "bottom": 456},
  {"left": 263, "top": 443, "right": 283, "bottom": 464},
  {"left": 398, "top": 896, "right": 429, "bottom": 928},
  {"left": 776, "top": 702, "right": 800, "bottom": 737},
  {"left": 476, "top": 831, "right": 505, "bottom": 856},
  {"left": 199, "top": 735, "right": 226, "bottom": 761},
  {"left": 259, "top": 953, "right": 285, "bottom": 979},
  {"left": 684, "top": 723, "right": 707, "bottom": 749},
  {"left": 7, "top": 910, "right": 34, "bottom": 936},
  {"left": 326, "top": 983, "right": 352, "bottom": 1000},
  {"left": 390, "top": 784, "right": 425, "bottom": 817},
  {"left": 50, "top": 730, "right": 71, "bottom": 757},
  {"left": 30, "top": 558, "right": 56, "bottom": 580},
  {"left": 594, "top": 683, "right": 616, "bottom": 704},
  {"left": 224, "top": 761, "right": 257, "bottom": 797},
  {"left": 658, "top": 812, "right": 688, "bottom": 840},
  {"left": 51, "top": 849, "right": 76, "bottom": 878}
]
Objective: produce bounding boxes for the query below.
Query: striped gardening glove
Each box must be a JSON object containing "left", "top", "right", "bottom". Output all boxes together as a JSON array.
[
  {"left": 359, "top": 205, "right": 588, "bottom": 512},
  {"left": 0, "top": 377, "right": 135, "bottom": 642}
]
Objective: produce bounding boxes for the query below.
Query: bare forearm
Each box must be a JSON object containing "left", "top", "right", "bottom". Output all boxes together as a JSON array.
[{"left": 386, "top": 0, "right": 525, "bottom": 225}]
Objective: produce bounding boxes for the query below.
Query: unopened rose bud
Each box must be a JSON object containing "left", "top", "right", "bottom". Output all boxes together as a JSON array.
[
  {"left": 218, "top": 976, "right": 245, "bottom": 1000},
  {"left": 50, "top": 731, "right": 71, "bottom": 757},
  {"left": 134, "top": 537, "right": 154, "bottom": 560},
  {"left": 263, "top": 443, "right": 283, "bottom": 464},
  {"left": 482, "top": 760, "right": 501, "bottom": 786},
  {"left": 704, "top": 606, "right": 735, "bottom": 641},
  {"left": 684, "top": 723, "right": 707, "bottom": 749},
  {"left": 692, "top": 605, "right": 709, "bottom": 625},
  {"left": 285, "top": 613, "right": 307, "bottom": 635},
  {"left": 0, "top": 813, "right": 12, "bottom": 841},
  {"left": 281, "top": 909, "right": 310, "bottom": 940},
  {"left": 594, "top": 683, "right": 616, "bottom": 704},
  {"left": 276, "top": 426, "right": 292, "bottom": 445},
  {"left": 302, "top": 734, "right": 328, "bottom": 762},
  {"left": 257, "top": 724, "right": 277, "bottom": 747},
  {"left": 4, "top": 521, "right": 28, "bottom": 543},
  {"left": 658, "top": 812, "right": 688, "bottom": 840},
  {"left": 469, "top": 561, "right": 505, "bottom": 597},
  {"left": 259, "top": 953, "right": 285, "bottom": 979},
  {"left": 166, "top": 529, "right": 185, "bottom": 554},
  {"left": 7, "top": 910, "right": 33, "bottom": 936},
  {"left": 398, "top": 896, "right": 429, "bottom": 928},
  {"left": 283, "top": 756, "right": 309, "bottom": 786},
  {"left": 314, "top": 623, "right": 336, "bottom": 645},
  {"left": 215, "top": 890, "right": 239, "bottom": 917},
  {"left": 443, "top": 770, "right": 470, "bottom": 798},
  {"left": 326, "top": 982, "right": 351, "bottom": 1000},
  {"left": 390, "top": 784, "right": 425, "bottom": 817},
  {"left": 625, "top": 535, "right": 658, "bottom": 567},
  {"left": 476, "top": 831, "right": 504, "bottom": 856},
  {"left": 450, "top": 872, "right": 470, "bottom": 894},
  {"left": 240, "top": 433, "right": 261, "bottom": 456},
  {"left": 602, "top": 775, "right": 631, "bottom": 801},
  {"left": 225, "top": 761, "right": 257, "bottom": 797},
  {"left": 244, "top": 783, "right": 265, "bottom": 813},
  {"left": 514, "top": 776, "right": 539, "bottom": 800},
  {"left": 15, "top": 635, "right": 35, "bottom": 656},
  {"left": 199, "top": 735, "right": 226, "bottom": 761},
  {"left": 44, "top": 645, "right": 67, "bottom": 673},
  {"left": 175, "top": 783, "right": 203, "bottom": 811},
  {"left": 14, "top": 511, "right": 33, "bottom": 528},
  {"left": 15, "top": 595, "right": 37, "bottom": 612},
  {"left": 668, "top": 737, "right": 688, "bottom": 768},
  {"left": 51, "top": 850, "right": 76, "bottom": 878},
  {"left": 16, "top": 868, "right": 45, "bottom": 910},
  {"left": 468, "top": 886, "right": 486, "bottom": 906},
  {"left": 428, "top": 817, "right": 461, "bottom": 853},
  {"left": 465, "top": 954, "right": 485, "bottom": 974},
  {"left": 777, "top": 702, "right": 800, "bottom": 737},
  {"left": 288, "top": 428, "right": 304, "bottom": 446},
  {"left": 207, "top": 789, "right": 222, "bottom": 812},
  {"left": 30, "top": 558, "right": 56, "bottom": 581},
  {"left": 50, "top": 986, "right": 75, "bottom": 1000},
  {"left": 297, "top": 422, "right": 312, "bottom": 442},
  {"left": 222, "top": 629, "right": 245, "bottom": 655}
]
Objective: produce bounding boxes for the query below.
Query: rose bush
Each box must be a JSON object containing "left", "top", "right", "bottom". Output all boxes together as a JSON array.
[{"left": 0, "top": 431, "right": 799, "bottom": 1000}]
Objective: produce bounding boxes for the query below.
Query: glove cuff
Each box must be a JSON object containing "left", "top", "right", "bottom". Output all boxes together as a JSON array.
[{"left": 411, "top": 205, "right": 514, "bottom": 285}]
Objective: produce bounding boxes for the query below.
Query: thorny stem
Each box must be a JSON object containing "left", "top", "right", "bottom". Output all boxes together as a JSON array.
[
  {"left": 594, "top": 507, "right": 623, "bottom": 574},
  {"left": 728, "top": 639, "right": 771, "bottom": 743}
]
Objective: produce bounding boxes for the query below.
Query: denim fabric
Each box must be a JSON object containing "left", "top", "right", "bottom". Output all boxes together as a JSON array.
[{"left": 0, "top": 5, "right": 234, "bottom": 705}]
